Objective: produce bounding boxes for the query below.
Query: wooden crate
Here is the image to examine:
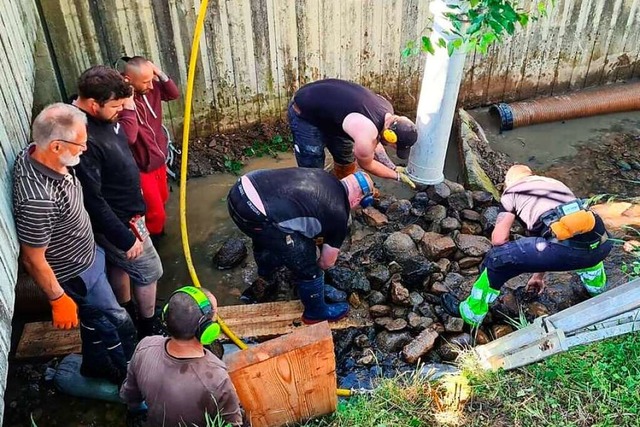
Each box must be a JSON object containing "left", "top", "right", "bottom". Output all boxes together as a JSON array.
[{"left": 226, "top": 322, "right": 337, "bottom": 427}]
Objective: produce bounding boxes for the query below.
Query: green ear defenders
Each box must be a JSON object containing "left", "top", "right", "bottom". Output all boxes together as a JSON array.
[
  {"left": 162, "top": 286, "right": 221, "bottom": 345},
  {"left": 354, "top": 171, "right": 374, "bottom": 208}
]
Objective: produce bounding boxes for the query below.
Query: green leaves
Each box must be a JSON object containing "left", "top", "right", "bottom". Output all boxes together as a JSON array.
[{"left": 402, "top": 0, "right": 552, "bottom": 57}]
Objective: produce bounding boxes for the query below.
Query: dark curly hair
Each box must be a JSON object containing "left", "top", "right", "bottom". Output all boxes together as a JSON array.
[{"left": 77, "top": 65, "right": 132, "bottom": 105}]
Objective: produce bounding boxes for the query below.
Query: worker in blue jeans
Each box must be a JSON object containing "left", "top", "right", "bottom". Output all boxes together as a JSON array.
[
  {"left": 227, "top": 168, "right": 377, "bottom": 324},
  {"left": 288, "top": 78, "right": 417, "bottom": 187},
  {"left": 443, "top": 165, "right": 612, "bottom": 327}
]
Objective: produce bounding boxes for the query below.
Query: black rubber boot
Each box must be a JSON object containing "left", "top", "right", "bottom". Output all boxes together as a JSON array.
[
  {"left": 441, "top": 293, "right": 462, "bottom": 317},
  {"left": 297, "top": 274, "right": 349, "bottom": 324}
]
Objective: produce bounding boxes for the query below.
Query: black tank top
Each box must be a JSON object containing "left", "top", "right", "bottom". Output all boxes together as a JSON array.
[{"left": 293, "top": 79, "right": 392, "bottom": 138}]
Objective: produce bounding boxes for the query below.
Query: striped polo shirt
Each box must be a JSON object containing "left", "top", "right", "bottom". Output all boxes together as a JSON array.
[{"left": 12, "top": 145, "right": 95, "bottom": 282}]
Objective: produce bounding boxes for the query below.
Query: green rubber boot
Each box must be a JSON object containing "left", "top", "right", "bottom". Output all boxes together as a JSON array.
[
  {"left": 459, "top": 269, "right": 500, "bottom": 327},
  {"left": 576, "top": 261, "right": 607, "bottom": 296}
]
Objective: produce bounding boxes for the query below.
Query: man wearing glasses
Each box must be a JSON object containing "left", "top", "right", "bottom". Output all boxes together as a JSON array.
[
  {"left": 72, "top": 66, "right": 163, "bottom": 339},
  {"left": 12, "top": 103, "right": 137, "bottom": 384}
]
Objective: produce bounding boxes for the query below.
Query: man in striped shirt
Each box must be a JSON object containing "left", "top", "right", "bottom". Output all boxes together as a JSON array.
[{"left": 12, "top": 103, "right": 137, "bottom": 384}]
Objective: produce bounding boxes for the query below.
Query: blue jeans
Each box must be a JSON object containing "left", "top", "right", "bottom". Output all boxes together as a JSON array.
[
  {"left": 287, "top": 103, "right": 355, "bottom": 168},
  {"left": 62, "top": 246, "right": 137, "bottom": 380},
  {"left": 483, "top": 236, "right": 613, "bottom": 290}
]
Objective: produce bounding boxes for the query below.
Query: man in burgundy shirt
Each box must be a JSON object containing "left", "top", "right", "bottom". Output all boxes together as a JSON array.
[{"left": 119, "top": 56, "right": 180, "bottom": 237}]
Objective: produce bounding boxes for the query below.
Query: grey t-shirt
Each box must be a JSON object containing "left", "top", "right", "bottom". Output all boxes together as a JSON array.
[
  {"left": 501, "top": 176, "right": 576, "bottom": 231},
  {"left": 120, "top": 336, "right": 243, "bottom": 426}
]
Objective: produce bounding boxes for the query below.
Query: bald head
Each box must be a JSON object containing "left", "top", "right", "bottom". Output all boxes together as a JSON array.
[
  {"left": 165, "top": 287, "right": 218, "bottom": 341},
  {"left": 123, "top": 56, "right": 155, "bottom": 94},
  {"left": 504, "top": 164, "right": 533, "bottom": 190}
]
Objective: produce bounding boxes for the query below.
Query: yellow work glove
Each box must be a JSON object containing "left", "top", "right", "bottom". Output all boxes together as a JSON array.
[
  {"left": 395, "top": 167, "right": 416, "bottom": 189},
  {"left": 50, "top": 292, "right": 79, "bottom": 329}
]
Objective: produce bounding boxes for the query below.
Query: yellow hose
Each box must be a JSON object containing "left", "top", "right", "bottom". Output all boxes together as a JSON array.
[
  {"left": 179, "top": 0, "right": 246, "bottom": 351},
  {"left": 179, "top": 0, "right": 351, "bottom": 396}
]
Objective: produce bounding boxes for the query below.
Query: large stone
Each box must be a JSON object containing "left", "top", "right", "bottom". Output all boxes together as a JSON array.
[
  {"left": 362, "top": 207, "right": 389, "bottom": 227},
  {"left": 390, "top": 280, "right": 411, "bottom": 305},
  {"left": 441, "top": 217, "right": 461, "bottom": 232},
  {"left": 458, "top": 257, "right": 483, "bottom": 269},
  {"left": 461, "top": 209, "right": 481, "bottom": 222},
  {"left": 385, "top": 318, "right": 408, "bottom": 332},
  {"left": 454, "top": 233, "right": 492, "bottom": 257},
  {"left": 402, "top": 329, "right": 440, "bottom": 363},
  {"left": 370, "top": 304, "right": 392, "bottom": 318},
  {"left": 384, "top": 232, "right": 419, "bottom": 261},
  {"left": 480, "top": 206, "right": 500, "bottom": 232},
  {"left": 426, "top": 183, "right": 451, "bottom": 203},
  {"left": 386, "top": 199, "right": 413, "bottom": 222},
  {"left": 367, "top": 290, "right": 386, "bottom": 306},
  {"left": 326, "top": 267, "right": 371, "bottom": 293},
  {"left": 420, "top": 232, "right": 456, "bottom": 260},
  {"left": 398, "top": 255, "right": 435, "bottom": 289},
  {"left": 472, "top": 191, "right": 494, "bottom": 207},
  {"left": 444, "top": 179, "right": 466, "bottom": 194},
  {"left": 401, "top": 224, "right": 426, "bottom": 242},
  {"left": 213, "top": 238, "right": 248, "bottom": 269},
  {"left": 424, "top": 205, "right": 447, "bottom": 222},
  {"left": 374, "top": 317, "right": 393, "bottom": 328},
  {"left": 376, "top": 331, "right": 413, "bottom": 353},
  {"left": 366, "top": 265, "right": 390, "bottom": 289},
  {"left": 447, "top": 191, "right": 474, "bottom": 211}
]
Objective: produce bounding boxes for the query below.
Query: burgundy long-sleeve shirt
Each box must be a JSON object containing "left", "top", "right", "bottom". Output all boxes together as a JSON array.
[{"left": 120, "top": 77, "right": 180, "bottom": 173}]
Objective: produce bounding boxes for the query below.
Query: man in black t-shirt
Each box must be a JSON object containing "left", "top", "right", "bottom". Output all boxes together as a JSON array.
[
  {"left": 227, "top": 168, "right": 376, "bottom": 323},
  {"left": 288, "top": 79, "right": 417, "bottom": 187}
]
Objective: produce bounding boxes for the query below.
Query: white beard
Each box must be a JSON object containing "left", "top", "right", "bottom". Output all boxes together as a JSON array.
[{"left": 60, "top": 152, "right": 81, "bottom": 167}]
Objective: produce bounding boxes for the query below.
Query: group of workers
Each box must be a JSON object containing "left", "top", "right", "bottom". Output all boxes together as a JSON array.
[{"left": 11, "top": 55, "right": 612, "bottom": 425}]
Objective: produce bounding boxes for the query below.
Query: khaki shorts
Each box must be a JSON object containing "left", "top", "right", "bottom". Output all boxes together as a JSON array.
[{"left": 95, "top": 233, "right": 163, "bottom": 287}]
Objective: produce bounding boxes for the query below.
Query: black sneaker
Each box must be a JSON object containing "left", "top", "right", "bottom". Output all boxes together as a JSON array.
[{"left": 441, "top": 293, "right": 462, "bottom": 317}]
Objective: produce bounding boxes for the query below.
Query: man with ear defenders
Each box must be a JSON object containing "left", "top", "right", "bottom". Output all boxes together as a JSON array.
[
  {"left": 442, "top": 165, "right": 612, "bottom": 328},
  {"left": 288, "top": 78, "right": 418, "bottom": 187},
  {"left": 227, "top": 167, "right": 378, "bottom": 323},
  {"left": 120, "top": 286, "right": 243, "bottom": 427}
]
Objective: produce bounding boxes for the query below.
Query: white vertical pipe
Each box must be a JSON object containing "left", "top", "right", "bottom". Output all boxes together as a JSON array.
[{"left": 407, "top": 0, "right": 467, "bottom": 185}]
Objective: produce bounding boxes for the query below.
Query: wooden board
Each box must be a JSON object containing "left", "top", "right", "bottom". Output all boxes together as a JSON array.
[
  {"left": 226, "top": 322, "right": 337, "bottom": 427},
  {"left": 15, "top": 300, "right": 372, "bottom": 359}
]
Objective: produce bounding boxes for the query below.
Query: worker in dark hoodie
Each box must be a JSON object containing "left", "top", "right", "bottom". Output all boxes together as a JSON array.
[{"left": 119, "top": 56, "right": 180, "bottom": 238}]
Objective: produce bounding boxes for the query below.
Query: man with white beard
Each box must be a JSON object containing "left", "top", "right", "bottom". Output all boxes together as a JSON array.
[{"left": 12, "top": 103, "right": 137, "bottom": 384}]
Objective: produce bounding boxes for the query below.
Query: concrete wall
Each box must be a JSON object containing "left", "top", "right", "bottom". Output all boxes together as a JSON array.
[
  {"left": 0, "top": 0, "right": 59, "bottom": 420},
  {"left": 36, "top": 0, "right": 640, "bottom": 137}
]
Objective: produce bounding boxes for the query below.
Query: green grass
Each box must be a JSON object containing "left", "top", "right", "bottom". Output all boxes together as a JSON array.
[{"left": 223, "top": 134, "right": 292, "bottom": 175}]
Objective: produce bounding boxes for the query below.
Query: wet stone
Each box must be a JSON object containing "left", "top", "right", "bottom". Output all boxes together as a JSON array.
[
  {"left": 409, "top": 291, "right": 424, "bottom": 307},
  {"left": 444, "top": 273, "right": 465, "bottom": 292},
  {"left": 430, "top": 282, "right": 449, "bottom": 295},
  {"left": 326, "top": 267, "right": 371, "bottom": 293},
  {"left": 461, "top": 209, "right": 481, "bottom": 222},
  {"left": 422, "top": 293, "right": 442, "bottom": 305},
  {"left": 362, "top": 207, "right": 389, "bottom": 227},
  {"left": 390, "top": 280, "right": 411, "bottom": 305},
  {"left": 384, "top": 232, "right": 419, "bottom": 261},
  {"left": 481, "top": 206, "right": 500, "bottom": 232},
  {"left": 366, "top": 265, "right": 390, "bottom": 289},
  {"left": 454, "top": 234, "right": 492, "bottom": 257},
  {"left": 385, "top": 318, "right": 408, "bottom": 332},
  {"left": 375, "top": 194, "right": 397, "bottom": 213},
  {"left": 376, "top": 331, "right": 413, "bottom": 353},
  {"left": 349, "top": 292, "right": 362, "bottom": 308},
  {"left": 402, "top": 329, "right": 440, "bottom": 364},
  {"left": 374, "top": 317, "right": 393, "bottom": 328},
  {"left": 441, "top": 217, "right": 461, "bottom": 232},
  {"left": 411, "top": 192, "right": 430, "bottom": 209},
  {"left": 472, "top": 190, "right": 494, "bottom": 207},
  {"left": 399, "top": 255, "right": 435, "bottom": 289},
  {"left": 424, "top": 205, "right": 448, "bottom": 222},
  {"left": 447, "top": 191, "right": 474, "bottom": 211},
  {"left": 435, "top": 258, "right": 451, "bottom": 274},
  {"left": 354, "top": 334, "right": 371, "bottom": 349},
  {"left": 444, "top": 316, "right": 465, "bottom": 332},
  {"left": 214, "top": 238, "right": 248, "bottom": 269},
  {"left": 458, "top": 257, "right": 482, "bottom": 269},
  {"left": 420, "top": 232, "right": 456, "bottom": 260},
  {"left": 386, "top": 199, "right": 413, "bottom": 222},
  {"left": 367, "top": 290, "right": 387, "bottom": 306},
  {"left": 392, "top": 306, "right": 410, "bottom": 319},
  {"left": 461, "top": 221, "right": 483, "bottom": 235},
  {"left": 426, "top": 183, "right": 451, "bottom": 203},
  {"left": 401, "top": 224, "right": 426, "bottom": 242},
  {"left": 444, "top": 179, "right": 466, "bottom": 194},
  {"left": 370, "top": 304, "right": 392, "bottom": 318}
]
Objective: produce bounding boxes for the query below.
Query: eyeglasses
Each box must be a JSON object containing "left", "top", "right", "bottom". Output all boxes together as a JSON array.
[{"left": 53, "top": 139, "right": 87, "bottom": 149}]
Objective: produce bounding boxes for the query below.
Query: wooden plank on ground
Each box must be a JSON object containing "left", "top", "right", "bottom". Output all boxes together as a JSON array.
[
  {"left": 226, "top": 322, "right": 337, "bottom": 427},
  {"left": 15, "top": 300, "right": 372, "bottom": 359}
]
